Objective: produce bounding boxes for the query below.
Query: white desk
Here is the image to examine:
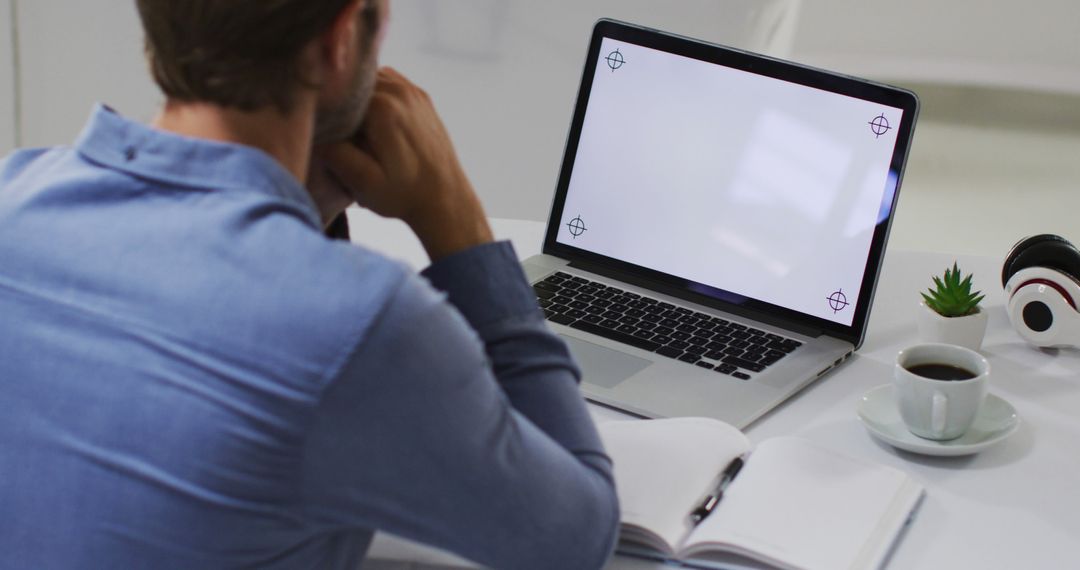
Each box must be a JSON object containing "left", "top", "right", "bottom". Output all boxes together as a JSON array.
[{"left": 346, "top": 209, "right": 1080, "bottom": 570}]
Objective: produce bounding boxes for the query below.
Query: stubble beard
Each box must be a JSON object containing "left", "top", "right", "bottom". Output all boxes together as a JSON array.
[{"left": 312, "top": 54, "right": 377, "bottom": 145}]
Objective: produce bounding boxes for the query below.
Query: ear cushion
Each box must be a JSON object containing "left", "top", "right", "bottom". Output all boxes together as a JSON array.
[{"left": 1001, "top": 234, "right": 1080, "bottom": 287}]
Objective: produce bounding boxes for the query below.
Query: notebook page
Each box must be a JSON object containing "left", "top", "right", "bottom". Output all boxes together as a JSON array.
[
  {"left": 682, "top": 437, "right": 916, "bottom": 570},
  {"left": 598, "top": 418, "right": 750, "bottom": 553}
]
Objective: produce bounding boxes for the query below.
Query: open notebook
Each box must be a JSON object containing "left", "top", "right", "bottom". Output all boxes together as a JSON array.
[{"left": 599, "top": 418, "right": 924, "bottom": 570}]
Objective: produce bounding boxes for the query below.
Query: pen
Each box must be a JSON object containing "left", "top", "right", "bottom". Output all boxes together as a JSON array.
[{"left": 689, "top": 456, "right": 744, "bottom": 525}]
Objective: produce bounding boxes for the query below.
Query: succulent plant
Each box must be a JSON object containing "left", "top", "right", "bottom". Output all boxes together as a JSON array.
[{"left": 921, "top": 262, "right": 985, "bottom": 318}]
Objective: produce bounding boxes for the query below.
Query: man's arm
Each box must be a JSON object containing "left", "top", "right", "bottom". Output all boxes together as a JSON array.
[
  {"left": 301, "top": 243, "right": 619, "bottom": 569},
  {"left": 304, "top": 68, "right": 619, "bottom": 568}
]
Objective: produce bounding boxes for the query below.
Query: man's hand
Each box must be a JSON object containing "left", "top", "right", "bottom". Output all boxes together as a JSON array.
[{"left": 318, "top": 67, "right": 493, "bottom": 260}]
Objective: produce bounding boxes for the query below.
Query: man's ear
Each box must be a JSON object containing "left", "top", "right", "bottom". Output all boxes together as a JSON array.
[{"left": 322, "top": 0, "right": 366, "bottom": 74}]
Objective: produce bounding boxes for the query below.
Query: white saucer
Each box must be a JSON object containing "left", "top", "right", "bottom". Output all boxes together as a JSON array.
[{"left": 857, "top": 385, "right": 1020, "bottom": 457}]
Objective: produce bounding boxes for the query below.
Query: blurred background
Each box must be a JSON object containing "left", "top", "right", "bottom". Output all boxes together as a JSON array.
[{"left": 2, "top": 0, "right": 1078, "bottom": 260}]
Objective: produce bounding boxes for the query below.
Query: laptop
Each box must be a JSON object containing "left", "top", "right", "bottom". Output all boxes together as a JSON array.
[{"left": 520, "top": 19, "right": 919, "bottom": 428}]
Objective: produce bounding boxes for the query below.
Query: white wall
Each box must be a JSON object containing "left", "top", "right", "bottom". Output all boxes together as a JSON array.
[
  {"left": 5, "top": 0, "right": 1078, "bottom": 257},
  {"left": 15, "top": 0, "right": 159, "bottom": 148},
  {"left": 792, "top": 0, "right": 1080, "bottom": 94},
  {"left": 0, "top": 0, "right": 15, "bottom": 155},
  {"left": 8, "top": 0, "right": 797, "bottom": 220},
  {"left": 379, "top": 0, "right": 800, "bottom": 219}
]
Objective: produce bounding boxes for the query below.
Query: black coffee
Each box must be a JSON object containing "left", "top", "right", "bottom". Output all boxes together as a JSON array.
[{"left": 906, "top": 363, "right": 977, "bottom": 381}]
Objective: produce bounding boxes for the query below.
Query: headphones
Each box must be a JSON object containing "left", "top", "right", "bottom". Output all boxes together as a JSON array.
[{"left": 1001, "top": 234, "right": 1080, "bottom": 348}]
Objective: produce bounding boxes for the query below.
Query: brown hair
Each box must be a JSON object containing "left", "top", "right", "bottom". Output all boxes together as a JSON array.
[{"left": 136, "top": 0, "right": 371, "bottom": 113}]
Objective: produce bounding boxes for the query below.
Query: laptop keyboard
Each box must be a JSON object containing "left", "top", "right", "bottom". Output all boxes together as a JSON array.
[{"left": 533, "top": 272, "right": 802, "bottom": 380}]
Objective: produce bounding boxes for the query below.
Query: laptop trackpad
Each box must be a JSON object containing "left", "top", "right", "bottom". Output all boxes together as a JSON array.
[{"left": 560, "top": 335, "right": 652, "bottom": 389}]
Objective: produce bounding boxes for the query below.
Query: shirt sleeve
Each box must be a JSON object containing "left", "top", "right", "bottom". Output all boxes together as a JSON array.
[{"left": 300, "top": 241, "right": 620, "bottom": 570}]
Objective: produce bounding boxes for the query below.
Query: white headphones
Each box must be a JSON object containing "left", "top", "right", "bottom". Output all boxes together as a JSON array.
[{"left": 1001, "top": 235, "right": 1080, "bottom": 348}]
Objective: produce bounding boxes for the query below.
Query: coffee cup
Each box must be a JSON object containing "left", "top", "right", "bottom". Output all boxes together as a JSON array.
[{"left": 894, "top": 343, "right": 989, "bottom": 441}]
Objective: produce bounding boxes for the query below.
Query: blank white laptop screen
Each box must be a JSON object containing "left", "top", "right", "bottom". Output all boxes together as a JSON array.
[{"left": 556, "top": 38, "right": 906, "bottom": 326}]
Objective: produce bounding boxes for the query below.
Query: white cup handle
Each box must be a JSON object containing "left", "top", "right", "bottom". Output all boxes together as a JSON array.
[{"left": 932, "top": 391, "right": 948, "bottom": 437}]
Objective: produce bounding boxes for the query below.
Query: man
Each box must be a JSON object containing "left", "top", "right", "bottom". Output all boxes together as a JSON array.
[{"left": 0, "top": 1, "right": 619, "bottom": 568}]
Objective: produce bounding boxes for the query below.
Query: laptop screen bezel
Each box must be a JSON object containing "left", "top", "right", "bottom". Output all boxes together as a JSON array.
[{"left": 541, "top": 19, "right": 919, "bottom": 349}]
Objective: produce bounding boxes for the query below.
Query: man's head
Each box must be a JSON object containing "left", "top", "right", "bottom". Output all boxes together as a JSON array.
[{"left": 136, "top": 0, "right": 387, "bottom": 142}]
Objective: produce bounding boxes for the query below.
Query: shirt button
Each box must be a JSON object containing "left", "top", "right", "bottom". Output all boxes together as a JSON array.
[{"left": 124, "top": 146, "right": 138, "bottom": 161}]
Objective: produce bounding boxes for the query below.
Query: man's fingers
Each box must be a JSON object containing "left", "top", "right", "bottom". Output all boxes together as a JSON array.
[
  {"left": 375, "top": 67, "right": 431, "bottom": 104},
  {"left": 378, "top": 66, "right": 408, "bottom": 84},
  {"left": 319, "top": 142, "right": 385, "bottom": 197},
  {"left": 375, "top": 67, "right": 411, "bottom": 97}
]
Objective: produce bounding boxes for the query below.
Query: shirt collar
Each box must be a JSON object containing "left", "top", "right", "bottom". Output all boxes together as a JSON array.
[{"left": 74, "top": 104, "right": 321, "bottom": 228}]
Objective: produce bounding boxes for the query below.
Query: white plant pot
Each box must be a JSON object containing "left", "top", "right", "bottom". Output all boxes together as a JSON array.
[{"left": 916, "top": 302, "right": 989, "bottom": 351}]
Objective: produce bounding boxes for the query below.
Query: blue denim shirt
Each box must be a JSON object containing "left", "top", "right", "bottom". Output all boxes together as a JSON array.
[{"left": 0, "top": 106, "right": 618, "bottom": 569}]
